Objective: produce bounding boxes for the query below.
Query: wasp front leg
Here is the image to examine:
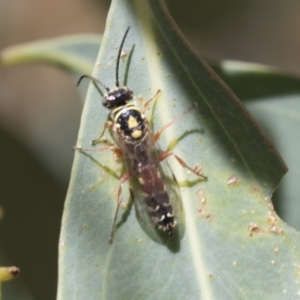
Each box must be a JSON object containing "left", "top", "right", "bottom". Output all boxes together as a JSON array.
[
  {"left": 74, "top": 143, "right": 122, "bottom": 158},
  {"left": 91, "top": 120, "right": 115, "bottom": 145},
  {"left": 141, "top": 89, "right": 161, "bottom": 115}
]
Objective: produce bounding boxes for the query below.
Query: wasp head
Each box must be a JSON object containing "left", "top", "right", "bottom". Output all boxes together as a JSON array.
[{"left": 103, "top": 87, "right": 133, "bottom": 109}]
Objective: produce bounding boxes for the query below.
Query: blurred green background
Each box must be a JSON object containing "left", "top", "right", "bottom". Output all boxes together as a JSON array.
[{"left": 0, "top": 0, "right": 300, "bottom": 299}]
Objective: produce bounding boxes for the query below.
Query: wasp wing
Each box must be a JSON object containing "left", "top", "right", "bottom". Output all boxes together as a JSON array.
[{"left": 130, "top": 157, "right": 184, "bottom": 244}]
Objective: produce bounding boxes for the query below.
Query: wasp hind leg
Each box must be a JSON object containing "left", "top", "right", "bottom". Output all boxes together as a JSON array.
[
  {"left": 75, "top": 145, "right": 129, "bottom": 244},
  {"left": 109, "top": 171, "right": 133, "bottom": 244},
  {"left": 156, "top": 151, "right": 207, "bottom": 180},
  {"left": 152, "top": 102, "right": 206, "bottom": 180}
]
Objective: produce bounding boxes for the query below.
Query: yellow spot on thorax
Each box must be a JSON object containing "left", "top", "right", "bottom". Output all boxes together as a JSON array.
[
  {"left": 131, "top": 130, "right": 142, "bottom": 139},
  {"left": 128, "top": 115, "right": 139, "bottom": 129},
  {"left": 127, "top": 115, "right": 142, "bottom": 139}
]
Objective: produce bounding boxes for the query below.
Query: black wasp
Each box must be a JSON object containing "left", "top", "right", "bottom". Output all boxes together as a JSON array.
[{"left": 77, "top": 27, "right": 206, "bottom": 243}]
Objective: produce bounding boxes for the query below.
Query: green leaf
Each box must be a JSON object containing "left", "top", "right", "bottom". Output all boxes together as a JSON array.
[
  {"left": 58, "top": 0, "right": 300, "bottom": 299},
  {"left": 211, "top": 60, "right": 300, "bottom": 101},
  {"left": 210, "top": 60, "right": 300, "bottom": 232},
  {"left": 246, "top": 95, "right": 300, "bottom": 230},
  {"left": 0, "top": 34, "right": 100, "bottom": 81}
]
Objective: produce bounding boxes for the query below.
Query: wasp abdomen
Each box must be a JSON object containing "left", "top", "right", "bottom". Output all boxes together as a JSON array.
[
  {"left": 145, "top": 192, "right": 176, "bottom": 235},
  {"left": 138, "top": 165, "right": 176, "bottom": 235}
]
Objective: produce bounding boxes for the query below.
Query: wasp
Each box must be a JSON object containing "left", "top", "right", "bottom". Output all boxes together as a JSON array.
[{"left": 77, "top": 27, "right": 206, "bottom": 243}]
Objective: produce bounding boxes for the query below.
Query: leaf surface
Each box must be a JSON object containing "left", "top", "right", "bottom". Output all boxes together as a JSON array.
[
  {"left": 58, "top": 1, "right": 300, "bottom": 299},
  {"left": 0, "top": 34, "right": 100, "bottom": 86}
]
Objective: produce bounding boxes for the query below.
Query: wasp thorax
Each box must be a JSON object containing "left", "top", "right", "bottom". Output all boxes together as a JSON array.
[
  {"left": 103, "top": 87, "right": 133, "bottom": 109},
  {"left": 113, "top": 105, "right": 145, "bottom": 140}
]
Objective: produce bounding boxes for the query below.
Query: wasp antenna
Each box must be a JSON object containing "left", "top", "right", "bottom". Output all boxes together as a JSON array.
[
  {"left": 77, "top": 74, "right": 110, "bottom": 92},
  {"left": 115, "top": 26, "right": 130, "bottom": 88}
]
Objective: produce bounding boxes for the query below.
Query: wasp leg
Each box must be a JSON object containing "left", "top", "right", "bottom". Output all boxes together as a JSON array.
[
  {"left": 156, "top": 151, "right": 207, "bottom": 180},
  {"left": 109, "top": 171, "right": 133, "bottom": 244},
  {"left": 99, "top": 146, "right": 122, "bottom": 157},
  {"left": 74, "top": 145, "right": 122, "bottom": 157},
  {"left": 173, "top": 154, "right": 207, "bottom": 179},
  {"left": 142, "top": 89, "right": 161, "bottom": 114},
  {"left": 91, "top": 121, "right": 114, "bottom": 145},
  {"left": 153, "top": 103, "right": 197, "bottom": 143}
]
